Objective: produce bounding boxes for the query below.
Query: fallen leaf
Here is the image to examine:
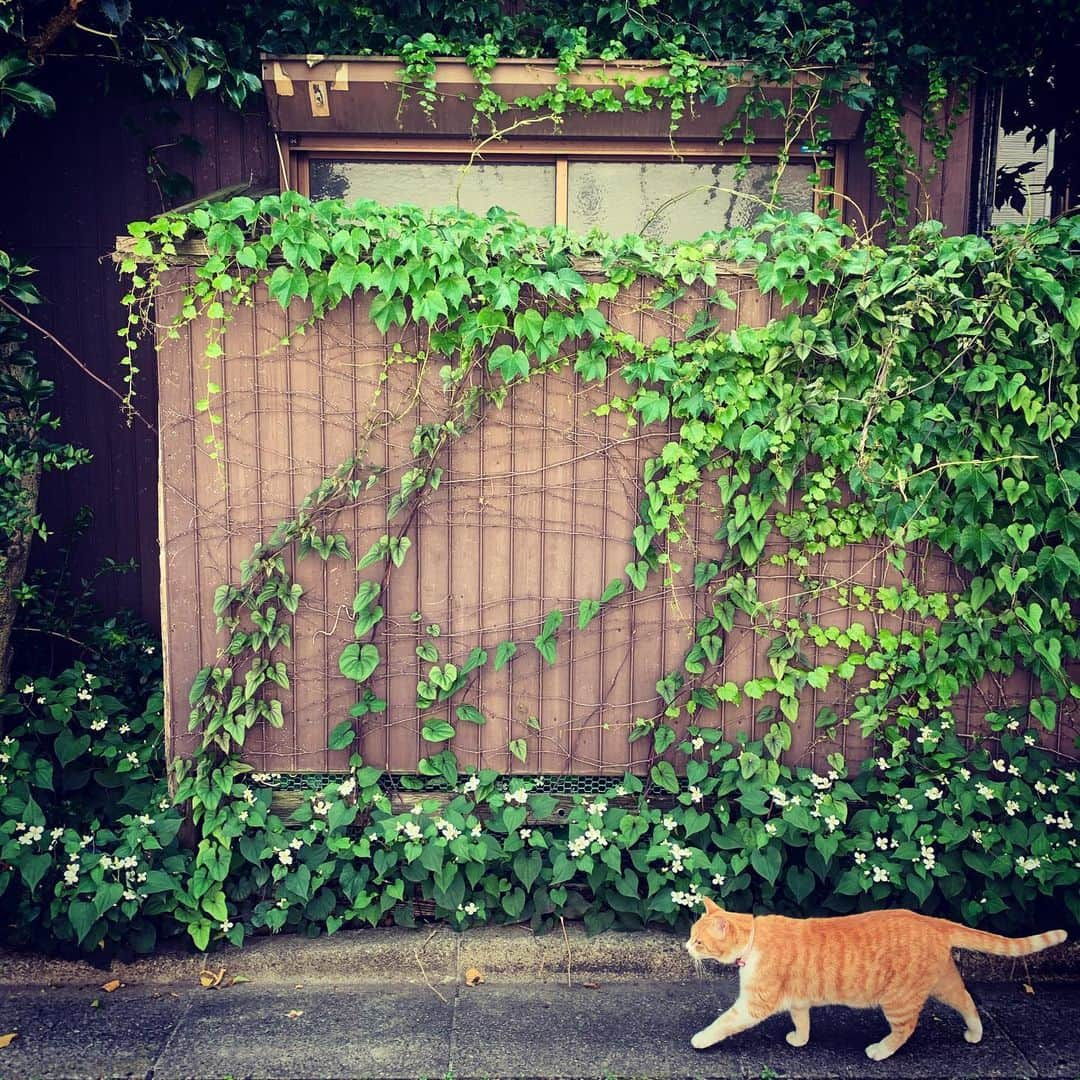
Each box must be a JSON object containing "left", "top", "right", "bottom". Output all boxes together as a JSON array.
[
  {"left": 1023, "top": 983, "right": 1035, "bottom": 995},
  {"left": 0, "top": 1033, "right": 17, "bottom": 1049},
  {"left": 464, "top": 967, "right": 485, "bottom": 986},
  {"left": 230, "top": 974, "right": 250, "bottom": 986},
  {"left": 199, "top": 967, "right": 226, "bottom": 989},
  {"left": 89, "top": 999, "right": 100, "bottom": 1009},
  {"left": 286, "top": 1009, "right": 304, "bottom": 1019},
  {"left": 581, "top": 982, "right": 601, "bottom": 990},
  {"left": 101, "top": 979, "right": 122, "bottom": 993}
]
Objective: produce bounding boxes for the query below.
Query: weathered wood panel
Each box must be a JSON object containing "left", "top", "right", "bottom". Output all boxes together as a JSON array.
[{"left": 157, "top": 270, "right": 1077, "bottom": 774}]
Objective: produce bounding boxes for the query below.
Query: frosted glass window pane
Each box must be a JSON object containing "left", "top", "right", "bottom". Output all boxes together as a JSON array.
[
  {"left": 567, "top": 162, "right": 815, "bottom": 241},
  {"left": 310, "top": 160, "right": 556, "bottom": 227}
]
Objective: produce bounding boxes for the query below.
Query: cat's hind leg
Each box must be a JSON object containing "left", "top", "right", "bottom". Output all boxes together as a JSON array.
[
  {"left": 786, "top": 1006, "right": 810, "bottom": 1047},
  {"left": 865, "top": 995, "right": 925, "bottom": 1061},
  {"left": 691, "top": 997, "right": 767, "bottom": 1050},
  {"left": 931, "top": 961, "right": 983, "bottom": 1044}
]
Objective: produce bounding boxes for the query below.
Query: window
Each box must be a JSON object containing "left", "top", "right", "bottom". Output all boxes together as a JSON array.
[{"left": 295, "top": 141, "right": 835, "bottom": 240}]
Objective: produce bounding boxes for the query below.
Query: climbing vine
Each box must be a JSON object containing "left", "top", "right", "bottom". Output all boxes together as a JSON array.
[{"left": 94, "top": 195, "right": 1080, "bottom": 951}]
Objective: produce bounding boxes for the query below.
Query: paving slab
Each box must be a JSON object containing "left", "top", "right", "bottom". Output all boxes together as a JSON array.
[
  {"left": 450, "top": 979, "right": 1040, "bottom": 1079},
  {"left": 0, "top": 984, "right": 195, "bottom": 1079},
  {"left": 973, "top": 982, "right": 1080, "bottom": 1078},
  {"left": 152, "top": 984, "right": 454, "bottom": 1079}
]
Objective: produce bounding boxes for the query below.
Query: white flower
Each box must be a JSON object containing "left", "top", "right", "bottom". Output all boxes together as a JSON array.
[
  {"left": 137, "top": 814, "right": 153, "bottom": 826},
  {"left": 1007, "top": 765, "right": 1020, "bottom": 777},
  {"left": 289, "top": 836, "right": 303, "bottom": 850},
  {"left": 220, "top": 919, "right": 234, "bottom": 932},
  {"left": 671, "top": 889, "right": 698, "bottom": 908},
  {"left": 238, "top": 809, "right": 249, "bottom": 822},
  {"left": 871, "top": 866, "right": 890, "bottom": 883},
  {"left": 691, "top": 736, "right": 705, "bottom": 751},
  {"left": 992, "top": 758, "right": 1006, "bottom": 772},
  {"left": 1005, "top": 800, "right": 1021, "bottom": 817},
  {"left": 462, "top": 902, "right": 478, "bottom": 916},
  {"left": 586, "top": 801, "right": 608, "bottom": 816},
  {"left": 875, "top": 757, "right": 889, "bottom": 770},
  {"left": 662, "top": 815, "right": 677, "bottom": 830},
  {"left": 276, "top": 898, "right": 288, "bottom": 908},
  {"left": 568, "top": 835, "right": 590, "bottom": 858},
  {"left": 470, "top": 824, "right": 482, "bottom": 837},
  {"left": 90, "top": 718, "right": 106, "bottom": 732},
  {"left": 20, "top": 683, "right": 34, "bottom": 695},
  {"left": 1049, "top": 783, "right": 1060, "bottom": 794},
  {"left": 403, "top": 821, "right": 423, "bottom": 842},
  {"left": 462, "top": 775, "right": 480, "bottom": 794},
  {"left": 118, "top": 723, "right": 130, "bottom": 735},
  {"left": 77, "top": 688, "right": 93, "bottom": 702},
  {"left": 18, "top": 824, "right": 44, "bottom": 845},
  {"left": 312, "top": 799, "right": 329, "bottom": 816},
  {"left": 80, "top": 834, "right": 93, "bottom": 847},
  {"left": 688, "top": 786, "right": 703, "bottom": 804},
  {"left": 765, "top": 822, "right": 777, "bottom": 835},
  {"left": 63, "top": 865, "right": 79, "bottom": 886},
  {"left": 1035, "top": 781, "right": 1048, "bottom": 795},
  {"left": 854, "top": 852, "right": 866, "bottom": 865},
  {"left": 144, "top": 645, "right": 155, "bottom": 655},
  {"left": 1006, "top": 719, "right": 1020, "bottom": 731},
  {"left": 126, "top": 752, "right": 139, "bottom": 766},
  {"left": 809, "top": 773, "right": 831, "bottom": 790},
  {"left": 875, "top": 836, "right": 889, "bottom": 850},
  {"left": 958, "top": 768, "right": 971, "bottom": 781},
  {"left": 506, "top": 788, "right": 528, "bottom": 805},
  {"left": 919, "top": 726, "right": 936, "bottom": 743},
  {"left": 976, "top": 783, "right": 995, "bottom": 799},
  {"left": 411, "top": 803, "right": 424, "bottom": 815},
  {"left": 50, "top": 827, "right": 64, "bottom": 840},
  {"left": 926, "top": 787, "right": 943, "bottom": 801},
  {"left": 711, "top": 873, "right": 726, "bottom": 886},
  {"left": 896, "top": 796, "right": 913, "bottom": 812},
  {"left": 1017, "top": 856, "right": 1041, "bottom": 873},
  {"left": 243, "top": 789, "right": 256, "bottom": 805},
  {"left": 519, "top": 828, "right": 532, "bottom": 840},
  {"left": 137, "top": 872, "right": 147, "bottom": 883},
  {"left": 277, "top": 849, "right": 294, "bottom": 866},
  {"left": 1024, "top": 734, "right": 1037, "bottom": 746},
  {"left": 971, "top": 830, "right": 983, "bottom": 844},
  {"left": 36, "top": 696, "right": 46, "bottom": 705},
  {"left": 825, "top": 816, "right": 840, "bottom": 831},
  {"left": 614, "top": 785, "right": 627, "bottom": 797},
  {"left": 123, "top": 889, "right": 137, "bottom": 901},
  {"left": 338, "top": 777, "right": 356, "bottom": 797}
]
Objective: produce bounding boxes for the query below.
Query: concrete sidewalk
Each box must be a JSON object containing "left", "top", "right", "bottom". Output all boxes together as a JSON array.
[
  {"left": 1, "top": 928, "right": 1078, "bottom": 1078},
  {"left": 2, "top": 976, "right": 1078, "bottom": 1078}
]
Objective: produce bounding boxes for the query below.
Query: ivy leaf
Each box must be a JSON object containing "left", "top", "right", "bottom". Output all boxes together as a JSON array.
[
  {"left": 339, "top": 643, "right": 380, "bottom": 683},
  {"left": 456, "top": 704, "right": 486, "bottom": 725},
  {"left": 578, "top": 598, "right": 601, "bottom": 629},
  {"left": 600, "top": 578, "right": 625, "bottom": 603},
  {"left": 494, "top": 641, "right": 517, "bottom": 671},
  {"left": 625, "top": 560, "right": 649, "bottom": 590},
  {"left": 328, "top": 720, "right": 356, "bottom": 750},
  {"left": 650, "top": 761, "right": 679, "bottom": 794},
  {"left": 421, "top": 721, "right": 455, "bottom": 742},
  {"left": 268, "top": 265, "right": 309, "bottom": 307},
  {"left": 508, "top": 738, "right": 527, "bottom": 763},
  {"left": 750, "top": 846, "right": 781, "bottom": 886},
  {"left": 513, "top": 850, "right": 543, "bottom": 891}
]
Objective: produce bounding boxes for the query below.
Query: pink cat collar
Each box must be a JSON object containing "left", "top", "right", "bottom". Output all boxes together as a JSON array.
[{"left": 735, "top": 917, "right": 756, "bottom": 967}]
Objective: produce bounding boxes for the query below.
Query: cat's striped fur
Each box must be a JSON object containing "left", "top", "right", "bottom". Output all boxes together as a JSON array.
[{"left": 686, "top": 898, "right": 1066, "bottom": 1060}]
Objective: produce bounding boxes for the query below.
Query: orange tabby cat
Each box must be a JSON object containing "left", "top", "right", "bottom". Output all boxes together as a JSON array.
[{"left": 686, "top": 898, "right": 1067, "bottom": 1060}]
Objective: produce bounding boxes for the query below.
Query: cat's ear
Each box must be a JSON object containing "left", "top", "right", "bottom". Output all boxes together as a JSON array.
[{"left": 702, "top": 896, "right": 721, "bottom": 915}]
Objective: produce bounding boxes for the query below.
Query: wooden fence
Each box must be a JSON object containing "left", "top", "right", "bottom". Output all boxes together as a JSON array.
[{"left": 156, "top": 268, "right": 1073, "bottom": 775}]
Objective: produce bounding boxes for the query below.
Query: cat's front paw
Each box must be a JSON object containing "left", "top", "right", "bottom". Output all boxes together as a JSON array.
[
  {"left": 864, "top": 1041, "right": 895, "bottom": 1062},
  {"left": 691, "top": 1028, "right": 718, "bottom": 1050},
  {"left": 786, "top": 1031, "right": 809, "bottom": 1047}
]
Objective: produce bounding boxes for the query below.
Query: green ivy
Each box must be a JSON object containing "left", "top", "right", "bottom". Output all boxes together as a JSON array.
[{"left": 103, "top": 194, "right": 1080, "bottom": 951}]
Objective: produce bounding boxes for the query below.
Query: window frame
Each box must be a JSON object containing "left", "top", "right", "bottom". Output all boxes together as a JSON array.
[{"left": 285, "top": 137, "right": 846, "bottom": 228}]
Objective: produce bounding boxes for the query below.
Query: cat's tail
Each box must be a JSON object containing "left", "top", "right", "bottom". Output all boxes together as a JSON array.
[{"left": 950, "top": 925, "right": 1068, "bottom": 957}]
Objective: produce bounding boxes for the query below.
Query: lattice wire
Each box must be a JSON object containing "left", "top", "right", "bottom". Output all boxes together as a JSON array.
[{"left": 261, "top": 772, "right": 685, "bottom": 795}]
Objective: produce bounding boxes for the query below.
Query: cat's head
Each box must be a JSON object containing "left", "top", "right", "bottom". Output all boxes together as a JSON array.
[{"left": 685, "top": 896, "right": 741, "bottom": 964}]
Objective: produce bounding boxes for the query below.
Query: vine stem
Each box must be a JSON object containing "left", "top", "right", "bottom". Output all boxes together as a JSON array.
[{"left": 0, "top": 296, "right": 157, "bottom": 432}]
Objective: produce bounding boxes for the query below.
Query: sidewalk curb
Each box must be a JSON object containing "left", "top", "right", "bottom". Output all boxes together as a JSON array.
[{"left": 2, "top": 925, "right": 1077, "bottom": 989}]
